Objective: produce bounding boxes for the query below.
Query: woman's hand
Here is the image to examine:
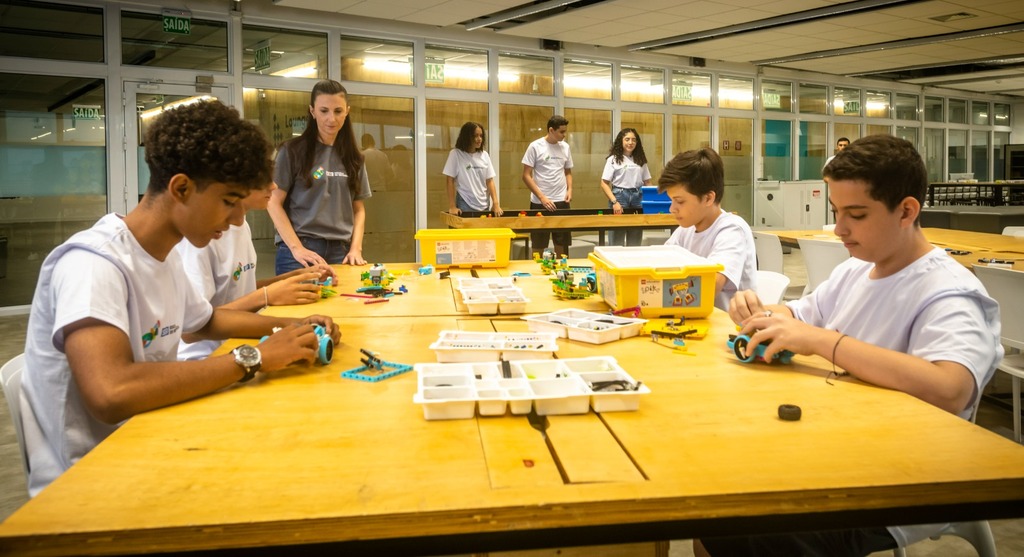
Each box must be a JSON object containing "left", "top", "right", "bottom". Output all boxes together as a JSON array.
[
  {"left": 288, "top": 244, "right": 328, "bottom": 268},
  {"left": 342, "top": 248, "right": 366, "bottom": 266}
]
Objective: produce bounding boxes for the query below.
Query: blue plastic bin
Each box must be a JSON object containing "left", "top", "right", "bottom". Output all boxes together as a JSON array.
[{"left": 641, "top": 187, "right": 671, "bottom": 214}]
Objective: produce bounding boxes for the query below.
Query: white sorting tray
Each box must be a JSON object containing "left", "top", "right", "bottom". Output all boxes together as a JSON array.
[
  {"left": 429, "top": 330, "right": 559, "bottom": 362},
  {"left": 521, "top": 309, "right": 646, "bottom": 344}
]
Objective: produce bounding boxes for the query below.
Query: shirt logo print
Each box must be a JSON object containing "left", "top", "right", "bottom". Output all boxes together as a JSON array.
[
  {"left": 232, "top": 262, "right": 243, "bottom": 281},
  {"left": 312, "top": 166, "right": 325, "bottom": 180},
  {"left": 142, "top": 321, "right": 160, "bottom": 348}
]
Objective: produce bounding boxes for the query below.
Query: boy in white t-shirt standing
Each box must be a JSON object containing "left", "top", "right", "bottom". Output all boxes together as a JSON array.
[
  {"left": 661, "top": 148, "right": 757, "bottom": 311},
  {"left": 698, "top": 135, "right": 1003, "bottom": 557},
  {"left": 522, "top": 115, "right": 573, "bottom": 258},
  {"left": 21, "top": 100, "right": 340, "bottom": 496}
]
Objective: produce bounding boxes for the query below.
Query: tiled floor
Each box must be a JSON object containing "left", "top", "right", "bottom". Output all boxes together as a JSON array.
[{"left": 0, "top": 251, "right": 1021, "bottom": 556}]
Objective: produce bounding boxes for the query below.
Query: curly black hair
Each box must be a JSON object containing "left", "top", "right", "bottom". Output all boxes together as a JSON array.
[{"left": 144, "top": 100, "right": 273, "bottom": 195}]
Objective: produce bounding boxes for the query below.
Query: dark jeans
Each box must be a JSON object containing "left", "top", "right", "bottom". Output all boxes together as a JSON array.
[
  {"left": 701, "top": 527, "right": 898, "bottom": 557},
  {"left": 529, "top": 200, "right": 572, "bottom": 253},
  {"left": 275, "top": 237, "right": 350, "bottom": 275},
  {"left": 608, "top": 187, "right": 643, "bottom": 246}
]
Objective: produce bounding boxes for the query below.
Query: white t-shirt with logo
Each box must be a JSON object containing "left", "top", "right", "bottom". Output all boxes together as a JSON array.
[
  {"left": 176, "top": 219, "right": 257, "bottom": 360},
  {"left": 522, "top": 137, "right": 573, "bottom": 203},
  {"left": 665, "top": 209, "right": 757, "bottom": 311},
  {"left": 442, "top": 149, "right": 497, "bottom": 211},
  {"left": 601, "top": 155, "right": 650, "bottom": 190},
  {"left": 21, "top": 213, "right": 212, "bottom": 495}
]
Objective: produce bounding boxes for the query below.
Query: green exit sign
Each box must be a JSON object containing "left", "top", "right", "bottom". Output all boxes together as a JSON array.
[
  {"left": 73, "top": 105, "right": 102, "bottom": 120},
  {"left": 162, "top": 9, "right": 191, "bottom": 35},
  {"left": 425, "top": 61, "right": 445, "bottom": 84},
  {"left": 254, "top": 40, "right": 271, "bottom": 72},
  {"left": 672, "top": 83, "right": 692, "bottom": 102},
  {"left": 843, "top": 100, "right": 861, "bottom": 114}
]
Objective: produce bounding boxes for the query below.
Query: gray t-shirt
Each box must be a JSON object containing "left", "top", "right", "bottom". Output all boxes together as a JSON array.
[{"left": 274, "top": 141, "right": 372, "bottom": 243}]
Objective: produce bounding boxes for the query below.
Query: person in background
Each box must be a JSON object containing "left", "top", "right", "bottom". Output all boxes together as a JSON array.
[
  {"left": 360, "top": 133, "right": 394, "bottom": 190},
  {"left": 824, "top": 136, "right": 850, "bottom": 169},
  {"left": 599, "top": 128, "right": 651, "bottom": 246},
  {"left": 176, "top": 180, "right": 337, "bottom": 361},
  {"left": 20, "top": 100, "right": 340, "bottom": 496},
  {"left": 522, "top": 115, "right": 573, "bottom": 257},
  {"left": 444, "top": 121, "right": 502, "bottom": 216},
  {"left": 706, "top": 135, "right": 1002, "bottom": 557},
  {"left": 268, "top": 80, "right": 371, "bottom": 273},
  {"left": 661, "top": 148, "right": 757, "bottom": 311}
]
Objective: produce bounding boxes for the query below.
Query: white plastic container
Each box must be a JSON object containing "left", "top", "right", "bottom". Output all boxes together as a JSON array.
[
  {"left": 530, "top": 377, "right": 591, "bottom": 416},
  {"left": 414, "top": 387, "right": 477, "bottom": 420},
  {"left": 522, "top": 309, "right": 646, "bottom": 344},
  {"left": 430, "top": 331, "right": 558, "bottom": 362},
  {"left": 578, "top": 370, "right": 650, "bottom": 412}
]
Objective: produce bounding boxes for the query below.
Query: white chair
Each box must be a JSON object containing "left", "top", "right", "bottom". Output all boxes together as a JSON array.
[
  {"left": 1, "top": 353, "right": 30, "bottom": 482},
  {"left": 755, "top": 270, "right": 790, "bottom": 305},
  {"left": 973, "top": 264, "right": 1024, "bottom": 444},
  {"left": 796, "top": 237, "right": 850, "bottom": 296},
  {"left": 1002, "top": 226, "right": 1024, "bottom": 237},
  {"left": 893, "top": 520, "right": 997, "bottom": 557},
  {"left": 752, "top": 231, "right": 785, "bottom": 274}
]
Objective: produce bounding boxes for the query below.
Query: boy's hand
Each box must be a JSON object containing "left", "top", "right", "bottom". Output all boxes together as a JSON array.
[
  {"left": 728, "top": 289, "right": 766, "bottom": 324},
  {"left": 267, "top": 269, "right": 322, "bottom": 305},
  {"left": 299, "top": 315, "right": 341, "bottom": 344},
  {"left": 738, "top": 311, "right": 824, "bottom": 362},
  {"left": 256, "top": 323, "right": 321, "bottom": 371}
]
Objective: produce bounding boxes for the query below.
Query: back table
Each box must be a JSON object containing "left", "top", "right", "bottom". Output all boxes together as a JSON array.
[{"left": 1, "top": 260, "right": 1023, "bottom": 556}]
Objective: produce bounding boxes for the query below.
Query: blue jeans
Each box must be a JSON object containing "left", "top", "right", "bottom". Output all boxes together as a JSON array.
[
  {"left": 456, "top": 194, "right": 480, "bottom": 213},
  {"left": 608, "top": 187, "right": 643, "bottom": 247},
  {"left": 275, "top": 237, "right": 350, "bottom": 275}
]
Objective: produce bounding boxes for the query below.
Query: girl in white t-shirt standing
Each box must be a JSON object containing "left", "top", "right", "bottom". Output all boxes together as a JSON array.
[
  {"left": 443, "top": 122, "right": 502, "bottom": 216},
  {"left": 599, "top": 128, "right": 651, "bottom": 246}
]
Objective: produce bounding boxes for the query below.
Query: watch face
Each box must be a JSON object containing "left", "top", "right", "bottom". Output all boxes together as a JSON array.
[{"left": 235, "top": 344, "right": 260, "bottom": 367}]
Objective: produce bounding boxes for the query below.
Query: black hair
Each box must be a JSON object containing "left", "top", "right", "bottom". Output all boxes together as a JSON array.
[
  {"left": 607, "top": 128, "right": 648, "bottom": 166},
  {"left": 455, "top": 122, "right": 485, "bottom": 153},
  {"left": 282, "top": 79, "right": 364, "bottom": 195},
  {"left": 824, "top": 135, "right": 926, "bottom": 217},
  {"left": 547, "top": 114, "right": 568, "bottom": 131}
]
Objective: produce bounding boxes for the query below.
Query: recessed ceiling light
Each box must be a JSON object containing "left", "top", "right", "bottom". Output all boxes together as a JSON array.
[{"left": 930, "top": 12, "right": 977, "bottom": 22}]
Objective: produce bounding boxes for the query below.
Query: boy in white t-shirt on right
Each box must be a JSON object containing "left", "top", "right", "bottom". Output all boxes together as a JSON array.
[
  {"left": 697, "top": 135, "right": 1003, "bottom": 557},
  {"left": 661, "top": 148, "right": 757, "bottom": 311}
]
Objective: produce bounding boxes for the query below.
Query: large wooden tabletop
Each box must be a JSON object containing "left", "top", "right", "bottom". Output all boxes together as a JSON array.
[
  {"left": 441, "top": 211, "right": 678, "bottom": 245},
  {"left": 766, "top": 228, "right": 1024, "bottom": 271},
  {"left": 2, "top": 269, "right": 1024, "bottom": 556}
]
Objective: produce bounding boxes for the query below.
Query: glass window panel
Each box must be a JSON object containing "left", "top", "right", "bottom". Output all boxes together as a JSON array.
[
  {"left": 865, "top": 90, "right": 890, "bottom": 118},
  {"left": 948, "top": 99, "right": 967, "bottom": 124},
  {"left": 498, "top": 104, "right": 554, "bottom": 209},
  {"left": 0, "top": 0, "right": 103, "bottom": 62},
  {"left": 798, "top": 83, "right": 827, "bottom": 114},
  {"left": 994, "top": 104, "right": 1010, "bottom": 127},
  {"left": 498, "top": 53, "right": 553, "bottom": 95},
  {"left": 971, "top": 131, "right": 989, "bottom": 181},
  {"left": 341, "top": 36, "right": 413, "bottom": 86},
  {"left": 994, "top": 131, "right": 1009, "bottom": 180},
  {"left": 866, "top": 124, "right": 890, "bottom": 137},
  {"left": 424, "top": 44, "right": 489, "bottom": 91},
  {"left": 923, "top": 128, "right": 944, "bottom": 184},
  {"left": 621, "top": 111, "right": 664, "bottom": 180},
  {"left": 971, "top": 101, "right": 990, "bottom": 126},
  {"left": 798, "top": 121, "right": 827, "bottom": 180},
  {"left": 0, "top": 72, "right": 108, "bottom": 306},
  {"left": 895, "top": 93, "right": 919, "bottom": 121},
  {"left": 718, "top": 117, "right": 753, "bottom": 222},
  {"left": 924, "top": 97, "right": 943, "bottom": 122},
  {"left": 718, "top": 76, "right": 754, "bottom": 110},
  {"left": 564, "top": 108, "right": 612, "bottom": 209},
  {"left": 762, "top": 120, "right": 792, "bottom": 181},
  {"left": 948, "top": 129, "right": 967, "bottom": 176},
  {"left": 896, "top": 126, "right": 919, "bottom": 149},
  {"left": 121, "top": 11, "right": 227, "bottom": 71},
  {"left": 349, "top": 95, "right": 416, "bottom": 261},
  {"left": 620, "top": 65, "right": 664, "bottom": 104},
  {"left": 833, "top": 87, "right": 860, "bottom": 116},
  {"left": 835, "top": 123, "right": 860, "bottom": 145},
  {"left": 425, "top": 100, "right": 489, "bottom": 227},
  {"left": 242, "top": 25, "right": 327, "bottom": 79},
  {"left": 672, "top": 114, "right": 711, "bottom": 154},
  {"left": 671, "top": 71, "right": 712, "bottom": 107},
  {"left": 563, "top": 59, "right": 611, "bottom": 100},
  {"left": 760, "top": 80, "right": 791, "bottom": 112}
]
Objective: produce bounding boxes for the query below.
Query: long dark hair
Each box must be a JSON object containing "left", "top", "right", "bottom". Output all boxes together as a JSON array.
[
  {"left": 284, "top": 80, "right": 363, "bottom": 195},
  {"left": 607, "top": 128, "right": 648, "bottom": 166},
  {"left": 455, "top": 121, "right": 485, "bottom": 153}
]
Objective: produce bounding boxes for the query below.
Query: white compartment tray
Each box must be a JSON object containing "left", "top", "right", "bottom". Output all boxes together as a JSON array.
[
  {"left": 412, "top": 356, "right": 650, "bottom": 420},
  {"left": 521, "top": 309, "right": 646, "bottom": 344},
  {"left": 429, "top": 330, "right": 559, "bottom": 362}
]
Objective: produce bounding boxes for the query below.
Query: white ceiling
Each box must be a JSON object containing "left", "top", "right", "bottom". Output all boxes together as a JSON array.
[{"left": 276, "top": 0, "right": 1024, "bottom": 97}]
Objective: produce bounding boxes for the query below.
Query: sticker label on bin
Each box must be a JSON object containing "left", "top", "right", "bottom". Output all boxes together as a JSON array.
[
  {"left": 638, "top": 277, "right": 702, "bottom": 308},
  {"left": 436, "top": 240, "right": 497, "bottom": 265}
]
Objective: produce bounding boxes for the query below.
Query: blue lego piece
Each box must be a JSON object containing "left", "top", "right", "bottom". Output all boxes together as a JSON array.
[
  {"left": 726, "top": 334, "right": 794, "bottom": 365},
  {"left": 340, "top": 348, "right": 413, "bottom": 382}
]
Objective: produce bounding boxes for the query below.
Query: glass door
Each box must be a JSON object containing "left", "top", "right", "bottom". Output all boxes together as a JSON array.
[{"left": 123, "top": 82, "right": 230, "bottom": 212}]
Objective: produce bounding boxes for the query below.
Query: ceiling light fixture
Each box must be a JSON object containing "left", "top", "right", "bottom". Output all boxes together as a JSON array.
[{"left": 464, "top": 0, "right": 586, "bottom": 31}]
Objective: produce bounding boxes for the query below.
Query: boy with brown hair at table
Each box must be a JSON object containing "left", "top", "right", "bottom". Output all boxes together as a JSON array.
[
  {"left": 21, "top": 100, "right": 341, "bottom": 497},
  {"left": 660, "top": 148, "right": 756, "bottom": 311},
  {"left": 699, "top": 135, "right": 1002, "bottom": 557}
]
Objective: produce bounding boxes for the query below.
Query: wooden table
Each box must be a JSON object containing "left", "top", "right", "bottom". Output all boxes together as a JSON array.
[
  {"left": 441, "top": 210, "right": 678, "bottom": 246},
  {"left": 767, "top": 228, "right": 1024, "bottom": 271},
  {"left": 2, "top": 271, "right": 1024, "bottom": 556}
]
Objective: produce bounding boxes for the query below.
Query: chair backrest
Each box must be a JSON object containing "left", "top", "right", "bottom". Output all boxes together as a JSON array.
[
  {"left": 973, "top": 265, "right": 1024, "bottom": 352},
  {"left": 919, "top": 209, "right": 953, "bottom": 229},
  {"left": 1, "top": 353, "right": 30, "bottom": 482},
  {"left": 796, "top": 237, "right": 850, "bottom": 295},
  {"left": 1003, "top": 225, "right": 1024, "bottom": 237},
  {"left": 755, "top": 270, "right": 791, "bottom": 305},
  {"left": 752, "top": 231, "right": 785, "bottom": 274}
]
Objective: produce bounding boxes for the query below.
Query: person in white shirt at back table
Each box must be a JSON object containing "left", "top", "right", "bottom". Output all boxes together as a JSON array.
[
  {"left": 599, "top": 128, "right": 651, "bottom": 246},
  {"left": 443, "top": 121, "right": 502, "bottom": 217}
]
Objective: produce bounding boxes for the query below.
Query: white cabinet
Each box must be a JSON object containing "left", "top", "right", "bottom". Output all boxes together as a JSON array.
[{"left": 754, "top": 180, "right": 827, "bottom": 229}]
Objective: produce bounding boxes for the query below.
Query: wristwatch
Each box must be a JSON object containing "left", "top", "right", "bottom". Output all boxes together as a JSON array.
[{"left": 232, "top": 344, "right": 262, "bottom": 383}]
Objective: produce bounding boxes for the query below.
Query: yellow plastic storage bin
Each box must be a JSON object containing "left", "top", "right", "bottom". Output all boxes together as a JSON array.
[
  {"left": 588, "top": 245, "right": 724, "bottom": 318},
  {"left": 416, "top": 228, "right": 516, "bottom": 269}
]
